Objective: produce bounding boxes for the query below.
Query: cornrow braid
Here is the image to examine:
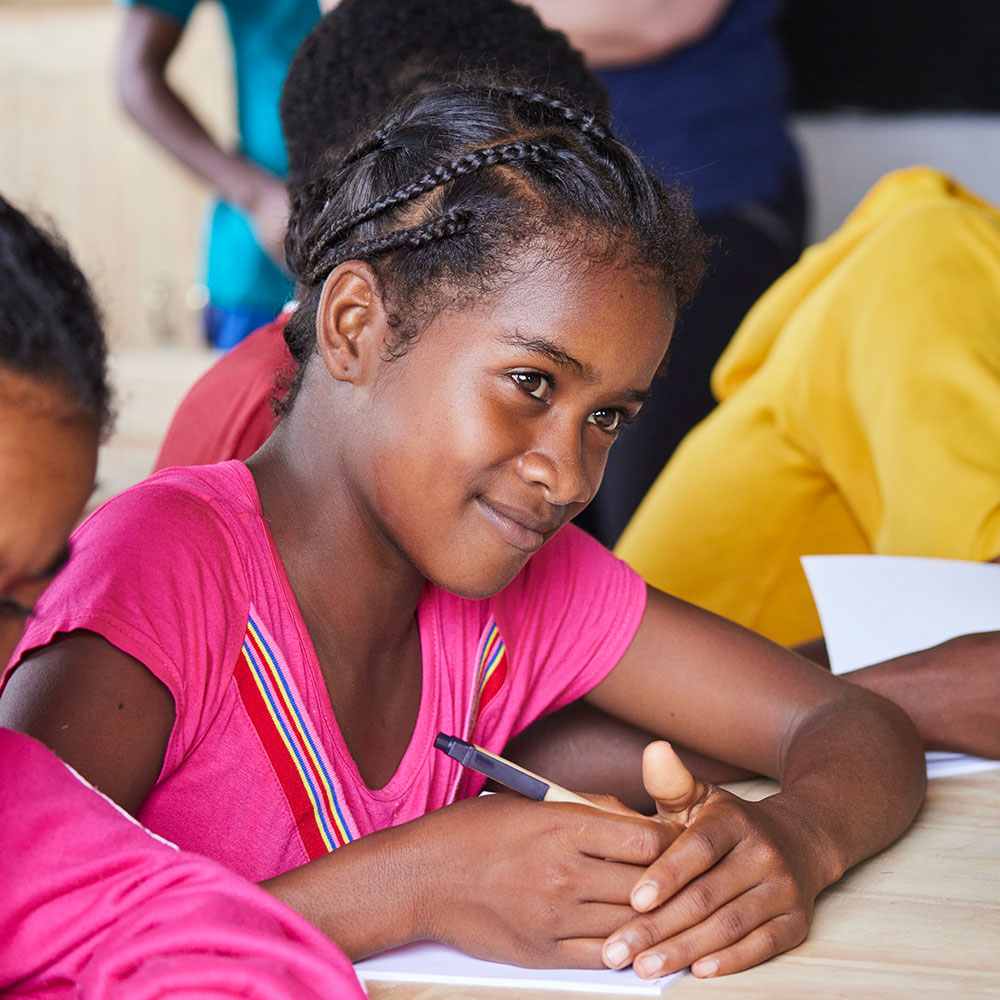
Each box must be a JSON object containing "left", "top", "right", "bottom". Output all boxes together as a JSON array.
[
  {"left": 492, "top": 84, "right": 611, "bottom": 142},
  {"left": 301, "top": 139, "right": 552, "bottom": 281},
  {"left": 302, "top": 208, "right": 473, "bottom": 286},
  {"left": 279, "top": 81, "right": 706, "bottom": 415}
]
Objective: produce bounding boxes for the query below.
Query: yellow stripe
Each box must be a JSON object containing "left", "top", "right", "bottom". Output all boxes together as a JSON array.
[
  {"left": 242, "top": 644, "right": 336, "bottom": 852},
  {"left": 248, "top": 625, "right": 352, "bottom": 846}
]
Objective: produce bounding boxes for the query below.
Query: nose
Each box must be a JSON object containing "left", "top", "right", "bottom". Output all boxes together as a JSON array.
[{"left": 515, "top": 422, "right": 595, "bottom": 507}]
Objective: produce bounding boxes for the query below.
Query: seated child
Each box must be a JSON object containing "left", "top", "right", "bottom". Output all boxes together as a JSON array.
[
  {"left": 1, "top": 85, "right": 924, "bottom": 981},
  {"left": 0, "top": 193, "right": 364, "bottom": 998}
]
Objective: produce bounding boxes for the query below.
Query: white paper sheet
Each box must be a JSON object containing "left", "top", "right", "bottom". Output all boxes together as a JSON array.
[
  {"left": 801, "top": 554, "right": 1000, "bottom": 779},
  {"left": 354, "top": 941, "right": 686, "bottom": 994}
]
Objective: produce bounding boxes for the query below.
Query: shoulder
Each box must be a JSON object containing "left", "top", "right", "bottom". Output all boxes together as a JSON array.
[
  {"left": 31, "top": 462, "right": 261, "bottom": 631},
  {"left": 84, "top": 462, "right": 257, "bottom": 549}
]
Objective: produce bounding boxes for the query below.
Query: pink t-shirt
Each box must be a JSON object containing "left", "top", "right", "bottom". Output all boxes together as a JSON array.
[
  {"left": 1, "top": 728, "right": 364, "bottom": 999},
  {"left": 9, "top": 462, "right": 646, "bottom": 882}
]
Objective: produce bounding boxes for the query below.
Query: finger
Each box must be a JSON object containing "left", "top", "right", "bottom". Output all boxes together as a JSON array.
[
  {"left": 570, "top": 901, "right": 646, "bottom": 940},
  {"left": 631, "top": 903, "right": 809, "bottom": 980},
  {"left": 561, "top": 804, "right": 680, "bottom": 866},
  {"left": 603, "top": 857, "right": 755, "bottom": 970},
  {"left": 547, "top": 938, "right": 610, "bottom": 970},
  {"left": 643, "top": 741, "right": 710, "bottom": 825},
  {"left": 580, "top": 792, "right": 648, "bottom": 818},
  {"left": 688, "top": 912, "right": 809, "bottom": 978},
  {"left": 629, "top": 808, "right": 742, "bottom": 912},
  {"left": 573, "top": 855, "right": 667, "bottom": 906}
]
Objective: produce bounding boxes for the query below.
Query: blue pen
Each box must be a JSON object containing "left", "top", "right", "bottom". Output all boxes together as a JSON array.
[{"left": 434, "top": 732, "right": 611, "bottom": 810}]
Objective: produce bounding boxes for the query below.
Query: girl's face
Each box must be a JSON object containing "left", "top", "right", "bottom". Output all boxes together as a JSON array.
[
  {"left": 0, "top": 369, "right": 97, "bottom": 664},
  {"left": 355, "top": 249, "right": 674, "bottom": 598}
]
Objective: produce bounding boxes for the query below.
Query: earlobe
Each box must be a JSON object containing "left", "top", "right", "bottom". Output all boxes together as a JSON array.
[{"left": 315, "top": 263, "right": 384, "bottom": 383}]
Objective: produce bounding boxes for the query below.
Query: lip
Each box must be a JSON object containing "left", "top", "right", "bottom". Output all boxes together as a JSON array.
[{"left": 476, "top": 497, "right": 560, "bottom": 554}]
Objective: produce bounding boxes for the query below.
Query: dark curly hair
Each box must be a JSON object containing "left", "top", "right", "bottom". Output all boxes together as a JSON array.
[
  {"left": 280, "top": 83, "right": 706, "bottom": 409},
  {"left": 280, "top": 0, "right": 610, "bottom": 188},
  {"left": 0, "top": 193, "right": 112, "bottom": 436}
]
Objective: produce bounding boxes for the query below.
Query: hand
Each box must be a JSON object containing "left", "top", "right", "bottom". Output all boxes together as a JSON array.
[
  {"left": 413, "top": 791, "right": 679, "bottom": 968},
  {"left": 601, "top": 742, "right": 820, "bottom": 979},
  {"left": 852, "top": 631, "right": 1000, "bottom": 758},
  {"left": 243, "top": 168, "right": 291, "bottom": 271}
]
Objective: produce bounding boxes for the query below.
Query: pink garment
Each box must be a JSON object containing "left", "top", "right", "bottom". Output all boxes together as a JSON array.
[
  {"left": 153, "top": 313, "right": 293, "bottom": 471},
  {"left": 0, "top": 728, "right": 364, "bottom": 999},
  {"left": 8, "top": 462, "right": 646, "bottom": 882}
]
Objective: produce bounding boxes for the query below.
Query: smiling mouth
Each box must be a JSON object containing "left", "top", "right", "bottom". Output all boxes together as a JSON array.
[{"left": 476, "top": 498, "right": 558, "bottom": 554}]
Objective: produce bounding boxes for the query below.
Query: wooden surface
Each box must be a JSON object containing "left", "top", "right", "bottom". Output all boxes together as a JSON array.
[{"left": 364, "top": 770, "right": 1000, "bottom": 999}]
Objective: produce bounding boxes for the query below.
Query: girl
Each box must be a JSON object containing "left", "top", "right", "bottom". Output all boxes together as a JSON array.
[
  {"left": 0, "top": 194, "right": 364, "bottom": 997},
  {"left": 1, "top": 86, "right": 924, "bottom": 980}
]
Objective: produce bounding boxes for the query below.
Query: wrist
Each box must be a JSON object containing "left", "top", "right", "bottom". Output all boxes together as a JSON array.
[
  {"left": 759, "top": 791, "right": 847, "bottom": 894},
  {"left": 217, "top": 156, "right": 273, "bottom": 214}
]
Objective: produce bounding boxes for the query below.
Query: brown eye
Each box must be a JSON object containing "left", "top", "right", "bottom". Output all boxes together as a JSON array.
[
  {"left": 511, "top": 371, "right": 551, "bottom": 401},
  {"left": 588, "top": 408, "right": 624, "bottom": 433}
]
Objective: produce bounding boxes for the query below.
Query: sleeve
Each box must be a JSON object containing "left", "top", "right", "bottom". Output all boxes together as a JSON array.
[
  {"left": 0, "top": 730, "right": 365, "bottom": 1000},
  {"left": 827, "top": 200, "right": 1000, "bottom": 561},
  {"left": 154, "top": 319, "right": 290, "bottom": 470},
  {"left": 491, "top": 524, "right": 648, "bottom": 735},
  {"left": 5, "top": 480, "right": 252, "bottom": 779},
  {"left": 120, "top": 0, "right": 198, "bottom": 24}
]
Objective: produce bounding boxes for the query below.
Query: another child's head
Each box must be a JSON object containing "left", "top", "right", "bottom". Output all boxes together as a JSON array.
[
  {"left": 280, "top": 0, "right": 609, "bottom": 188},
  {"left": 0, "top": 194, "right": 111, "bottom": 661}
]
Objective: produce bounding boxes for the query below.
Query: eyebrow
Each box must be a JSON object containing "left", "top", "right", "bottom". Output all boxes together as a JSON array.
[
  {"left": 501, "top": 330, "right": 654, "bottom": 404},
  {"left": 501, "top": 331, "right": 589, "bottom": 378},
  {"left": 623, "top": 386, "right": 653, "bottom": 404}
]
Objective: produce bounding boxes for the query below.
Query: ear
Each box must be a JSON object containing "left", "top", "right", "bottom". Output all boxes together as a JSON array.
[{"left": 315, "top": 263, "right": 387, "bottom": 384}]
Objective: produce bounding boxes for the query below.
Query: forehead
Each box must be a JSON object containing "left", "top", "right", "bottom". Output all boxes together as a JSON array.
[{"left": 430, "top": 249, "right": 675, "bottom": 378}]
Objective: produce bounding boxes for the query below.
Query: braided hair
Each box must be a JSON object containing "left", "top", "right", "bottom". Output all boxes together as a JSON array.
[
  {"left": 0, "top": 194, "right": 112, "bottom": 436},
  {"left": 280, "top": 0, "right": 610, "bottom": 188},
  {"left": 281, "top": 83, "right": 706, "bottom": 409}
]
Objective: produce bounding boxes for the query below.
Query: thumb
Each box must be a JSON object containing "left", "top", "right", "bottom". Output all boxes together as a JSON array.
[{"left": 643, "top": 741, "right": 709, "bottom": 825}]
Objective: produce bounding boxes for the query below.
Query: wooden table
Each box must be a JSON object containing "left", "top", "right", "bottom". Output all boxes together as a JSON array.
[{"left": 364, "top": 770, "right": 1000, "bottom": 1000}]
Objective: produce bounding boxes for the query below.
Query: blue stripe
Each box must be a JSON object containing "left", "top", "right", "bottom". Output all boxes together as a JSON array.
[
  {"left": 242, "top": 638, "right": 339, "bottom": 848},
  {"left": 248, "top": 618, "right": 355, "bottom": 842}
]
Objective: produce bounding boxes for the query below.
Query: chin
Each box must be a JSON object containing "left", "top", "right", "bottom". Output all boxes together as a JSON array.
[{"left": 431, "top": 551, "right": 529, "bottom": 600}]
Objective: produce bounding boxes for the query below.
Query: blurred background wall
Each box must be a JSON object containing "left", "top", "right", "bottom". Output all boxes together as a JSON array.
[
  {"left": 3, "top": 0, "right": 999, "bottom": 345},
  {"left": 0, "top": 0, "right": 233, "bottom": 349}
]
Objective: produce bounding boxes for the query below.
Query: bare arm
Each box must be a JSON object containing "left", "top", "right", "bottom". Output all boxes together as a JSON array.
[
  {"left": 525, "top": 0, "right": 733, "bottom": 67},
  {"left": 582, "top": 586, "right": 925, "bottom": 977},
  {"left": 0, "top": 630, "right": 675, "bottom": 966},
  {"left": 115, "top": 4, "right": 289, "bottom": 265},
  {"left": 502, "top": 700, "right": 751, "bottom": 814}
]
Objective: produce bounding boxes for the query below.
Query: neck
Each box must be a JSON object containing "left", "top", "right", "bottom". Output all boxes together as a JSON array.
[{"left": 246, "top": 414, "right": 425, "bottom": 678}]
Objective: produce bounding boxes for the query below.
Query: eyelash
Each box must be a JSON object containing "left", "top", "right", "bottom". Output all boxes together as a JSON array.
[{"left": 508, "top": 371, "right": 633, "bottom": 435}]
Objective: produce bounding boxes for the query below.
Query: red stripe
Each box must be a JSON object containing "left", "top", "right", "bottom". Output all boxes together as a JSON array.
[
  {"left": 234, "top": 651, "right": 330, "bottom": 860},
  {"left": 477, "top": 647, "right": 507, "bottom": 715}
]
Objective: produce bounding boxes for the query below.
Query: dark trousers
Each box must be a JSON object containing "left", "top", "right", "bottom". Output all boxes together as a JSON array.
[{"left": 573, "top": 176, "right": 808, "bottom": 548}]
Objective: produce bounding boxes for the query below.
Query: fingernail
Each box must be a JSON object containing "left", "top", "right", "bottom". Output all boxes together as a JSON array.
[
  {"left": 634, "top": 954, "right": 662, "bottom": 978},
  {"left": 603, "top": 940, "right": 630, "bottom": 968},
  {"left": 632, "top": 882, "right": 658, "bottom": 911},
  {"left": 693, "top": 957, "right": 720, "bottom": 978}
]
